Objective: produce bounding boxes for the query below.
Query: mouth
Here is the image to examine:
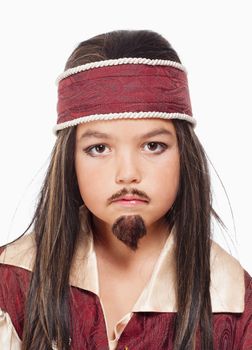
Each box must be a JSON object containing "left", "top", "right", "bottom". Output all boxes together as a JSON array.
[{"left": 112, "top": 199, "right": 148, "bottom": 206}]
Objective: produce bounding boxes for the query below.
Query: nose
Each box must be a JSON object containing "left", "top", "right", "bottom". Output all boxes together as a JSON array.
[{"left": 115, "top": 151, "right": 141, "bottom": 184}]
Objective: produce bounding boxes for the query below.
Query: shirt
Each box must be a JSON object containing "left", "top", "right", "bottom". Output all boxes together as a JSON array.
[{"left": 0, "top": 213, "right": 251, "bottom": 349}]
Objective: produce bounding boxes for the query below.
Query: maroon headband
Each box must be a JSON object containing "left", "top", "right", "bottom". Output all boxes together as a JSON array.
[{"left": 54, "top": 58, "right": 195, "bottom": 133}]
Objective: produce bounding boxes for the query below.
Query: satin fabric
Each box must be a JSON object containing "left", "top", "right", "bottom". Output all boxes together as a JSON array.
[
  {"left": 0, "top": 310, "right": 21, "bottom": 349},
  {"left": 0, "top": 265, "right": 252, "bottom": 349},
  {"left": 0, "top": 214, "right": 251, "bottom": 349},
  {"left": 57, "top": 64, "right": 192, "bottom": 125}
]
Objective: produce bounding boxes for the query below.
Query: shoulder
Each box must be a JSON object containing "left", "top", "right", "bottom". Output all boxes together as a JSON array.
[
  {"left": 0, "top": 232, "right": 36, "bottom": 271},
  {"left": 244, "top": 269, "right": 252, "bottom": 305},
  {"left": 0, "top": 234, "right": 34, "bottom": 332},
  {"left": 210, "top": 240, "right": 245, "bottom": 312},
  {"left": 0, "top": 232, "right": 33, "bottom": 344},
  {"left": 210, "top": 239, "right": 244, "bottom": 282}
]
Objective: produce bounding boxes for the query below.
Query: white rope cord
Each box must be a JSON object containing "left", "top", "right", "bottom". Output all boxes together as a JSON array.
[
  {"left": 55, "top": 57, "right": 187, "bottom": 85},
  {"left": 53, "top": 111, "right": 196, "bottom": 134}
]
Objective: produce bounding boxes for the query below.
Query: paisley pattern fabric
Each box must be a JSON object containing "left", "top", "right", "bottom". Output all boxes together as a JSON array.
[{"left": 0, "top": 254, "right": 252, "bottom": 349}]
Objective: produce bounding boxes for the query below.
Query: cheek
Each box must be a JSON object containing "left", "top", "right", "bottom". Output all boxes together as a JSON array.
[
  {"left": 150, "top": 154, "right": 180, "bottom": 203},
  {"left": 75, "top": 156, "right": 109, "bottom": 207}
]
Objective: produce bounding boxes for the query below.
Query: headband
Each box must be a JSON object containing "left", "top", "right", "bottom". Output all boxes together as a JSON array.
[{"left": 54, "top": 57, "right": 196, "bottom": 134}]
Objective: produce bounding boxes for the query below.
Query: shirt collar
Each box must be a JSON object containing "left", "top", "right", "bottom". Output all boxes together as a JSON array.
[
  {"left": 1, "top": 207, "right": 244, "bottom": 314},
  {"left": 70, "top": 208, "right": 245, "bottom": 313}
]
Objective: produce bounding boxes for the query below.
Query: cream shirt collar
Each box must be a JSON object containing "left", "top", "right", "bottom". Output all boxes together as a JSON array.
[
  {"left": 69, "top": 222, "right": 245, "bottom": 314},
  {"left": 0, "top": 218, "right": 245, "bottom": 314}
]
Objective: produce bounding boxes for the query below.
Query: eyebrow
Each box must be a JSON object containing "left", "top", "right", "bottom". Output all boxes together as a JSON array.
[{"left": 78, "top": 127, "right": 174, "bottom": 141}]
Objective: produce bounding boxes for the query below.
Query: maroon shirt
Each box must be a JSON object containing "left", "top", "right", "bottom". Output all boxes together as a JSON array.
[{"left": 0, "top": 255, "right": 252, "bottom": 349}]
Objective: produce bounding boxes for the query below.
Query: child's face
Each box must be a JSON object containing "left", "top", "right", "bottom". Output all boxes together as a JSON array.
[{"left": 75, "top": 118, "right": 180, "bottom": 233}]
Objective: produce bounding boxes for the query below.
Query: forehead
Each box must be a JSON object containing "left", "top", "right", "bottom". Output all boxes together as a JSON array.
[{"left": 75, "top": 118, "right": 176, "bottom": 141}]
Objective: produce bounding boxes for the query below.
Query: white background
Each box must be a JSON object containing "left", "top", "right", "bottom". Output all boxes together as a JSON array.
[{"left": 0, "top": 1, "right": 251, "bottom": 274}]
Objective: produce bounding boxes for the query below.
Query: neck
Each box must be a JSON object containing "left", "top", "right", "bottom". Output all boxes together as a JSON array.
[{"left": 92, "top": 218, "right": 171, "bottom": 269}]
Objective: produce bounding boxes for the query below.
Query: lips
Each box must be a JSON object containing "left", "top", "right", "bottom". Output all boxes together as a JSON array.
[{"left": 112, "top": 195, "right": 148, "bottom": 203}]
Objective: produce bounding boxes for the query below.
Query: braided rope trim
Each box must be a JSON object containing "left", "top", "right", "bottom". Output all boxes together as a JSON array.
[
  {"left": 55, "top": 57, "right": 187, "bottom": 85},
  {"left": 53, "top": 112, "right": 196, "bottom": 134}
]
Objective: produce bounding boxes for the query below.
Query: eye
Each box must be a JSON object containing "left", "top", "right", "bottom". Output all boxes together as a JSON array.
[
  {"left": 143, "top": 142, "right": 167, "bottom": 153},
  {"left": 83, "top": 142, "right": 168, "bottom": 157},
  {"left": 84, "top": 144, "right": 110, "bottom": 156}
]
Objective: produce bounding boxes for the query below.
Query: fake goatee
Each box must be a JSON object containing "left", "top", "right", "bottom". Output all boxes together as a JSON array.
[{"left": 111, "top": 214, "right": 147, "bottom": 251}]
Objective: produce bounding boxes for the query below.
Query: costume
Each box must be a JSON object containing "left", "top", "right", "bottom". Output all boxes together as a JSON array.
[
  {"left": 54, "top": 57, "right": 196, "bottom": 133},
  {"left": 1, "top": 58, "right": 252, "bottom": 349},
  {"left": 0, "top": 206, "right": 252, "bottom": 349}
]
